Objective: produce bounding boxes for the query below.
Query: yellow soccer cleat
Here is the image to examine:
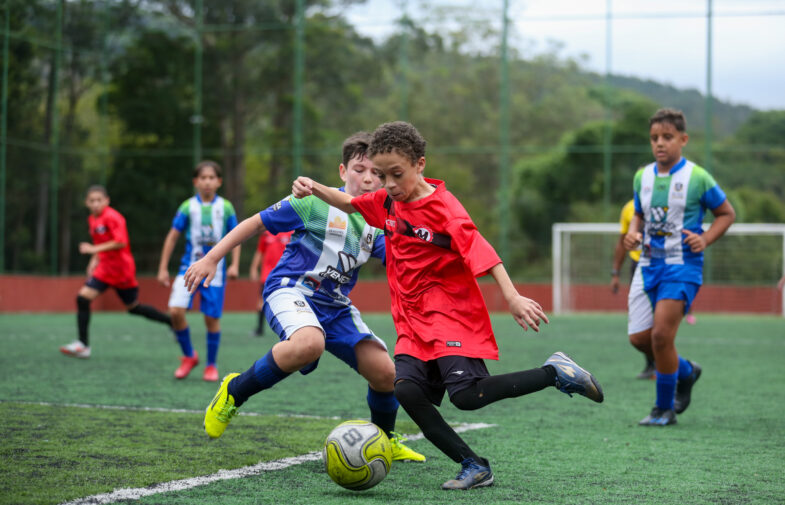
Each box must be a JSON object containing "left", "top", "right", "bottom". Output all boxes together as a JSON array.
[
  {"left": 389, "top": 432, "right": 426, "bottom": 462},
  {"left": 204, "top": 372, "right": 241, "bottom": 439}
]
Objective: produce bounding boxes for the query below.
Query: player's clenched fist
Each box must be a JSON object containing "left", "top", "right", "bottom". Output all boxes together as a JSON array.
[
  {"left": 292, "top": 177, "right": 315, "bottom": 198},
  {"left": 623, "top": 231, "right": 642, "bottom": 251}
]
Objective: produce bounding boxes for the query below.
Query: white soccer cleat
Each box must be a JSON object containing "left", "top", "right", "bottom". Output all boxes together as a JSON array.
[{"left": 60, "top": 340, "right": 91, "bottom": 359}]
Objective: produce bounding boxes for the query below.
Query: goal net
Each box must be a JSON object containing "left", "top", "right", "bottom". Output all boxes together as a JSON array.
[{"left": 552, "top": 223, "right": 785, "bottom": 316}]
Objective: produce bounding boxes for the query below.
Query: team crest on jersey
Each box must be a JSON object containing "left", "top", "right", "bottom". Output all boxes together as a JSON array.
[
  {"left": 327, "top": 216, "right": 347, "bottom": 236},
  {"left": 413, "top": 226, "right": 434, "bottom": 243},
  {"left": 95, "top": 224, "right": 107, "bottom": 234}
]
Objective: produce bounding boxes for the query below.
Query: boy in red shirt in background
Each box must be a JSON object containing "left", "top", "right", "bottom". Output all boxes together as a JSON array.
[
  {"left": 249, "top": 230, "right": 293, "bottom": 336},
  {"left": 60, "top": 185, "right": 171, "bottom": 359},
  {"left": 293, "top": 121, "right": 604, "bottom": 490}
]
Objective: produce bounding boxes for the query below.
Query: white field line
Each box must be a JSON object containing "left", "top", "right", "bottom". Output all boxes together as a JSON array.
[{"left": 58, "top": 422, "right": 496, "bottom": 505}]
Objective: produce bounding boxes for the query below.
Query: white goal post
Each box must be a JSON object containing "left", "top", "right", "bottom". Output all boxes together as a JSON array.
[{"left": 552, "top": 222, "right": 785, "bottom": 316}]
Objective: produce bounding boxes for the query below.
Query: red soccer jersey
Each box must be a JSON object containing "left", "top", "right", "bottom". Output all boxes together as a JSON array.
[
  {"left": 256, "top": 230, "right": 294, "bottom": 282},
  {"left": 351, "top": 178, "right": 502, "bottom": 361},
  {"left": 88, "top": 206, "right": 137, "bottom": 289}
]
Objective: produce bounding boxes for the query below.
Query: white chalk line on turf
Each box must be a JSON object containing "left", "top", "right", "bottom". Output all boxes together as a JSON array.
[
  {"left": 58, "top": 422, "right": 496, "bottom": 505},
  {"left": 12, "top": 400, "right": 341, "bottom": 420}
]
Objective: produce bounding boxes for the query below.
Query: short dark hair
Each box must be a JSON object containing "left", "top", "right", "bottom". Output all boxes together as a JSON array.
[
  {"left": 194, "top": 160, "right": 222, "bottom": 178},
  {"left": 341, "top": 132, "right": 372, "bottom": 166},
  {"left": 86, "top": 184, "right": 108, "bottom": 198},
  {"left": 650, "top": 108, "right": 687, "bottom": 132},
  {"left": 368, "top": 121, "right": 426, "bottom": 165}
]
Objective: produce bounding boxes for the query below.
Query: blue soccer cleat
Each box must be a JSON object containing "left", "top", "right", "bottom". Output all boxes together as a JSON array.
[
  {"left": 441, "top": 457, "right": 494, "bottom": 490},
  {"left": 639, "top": 406, "right": 677, "bottom": 426},
  {"left": 544, "top": 351, "right": 604, "bottom": 403}
]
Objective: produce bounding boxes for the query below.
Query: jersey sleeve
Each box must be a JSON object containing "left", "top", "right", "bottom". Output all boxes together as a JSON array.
[
  {"left": 259, "top": 196, "right": 307, "bottom": 235},
  {"left": 445, "top": 217, "right": 501, "bottom": 277},
  {"left": 350, "top": 190, "right": 387, "bottom": 229},
  {"left": 171, "top": 200, "right": 190, "bottom": 232},
  {"left": 371, "top": 230, "right": 386, "bottom": 263},
  {"left": 694, "top": 168, "right": 727, "bottom": 210},
  {"left": 633, "top": 168, "right": 645, "bottom": 214},
  {"left": 619, "top": 200, "right": 634, "bottom": 234},
  {"left": 107, "top": 211, "right": 130, "bottom": 246},
  {"left": 224, "top": 200, "right": 238, "bottom": 232}
]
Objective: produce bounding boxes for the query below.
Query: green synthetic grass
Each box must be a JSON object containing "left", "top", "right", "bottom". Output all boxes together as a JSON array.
[{"left": 1, "top": 312, "right": 784, "bottom": 505}]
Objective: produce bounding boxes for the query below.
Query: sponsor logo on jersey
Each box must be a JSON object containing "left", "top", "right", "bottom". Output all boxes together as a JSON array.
[
  {"left": 361, "top": 232, "right": 373, "bottom": 252},
  {"left": 385, "top": 219, "right": 396, "bottom": 229},
  {"left": 446, "top": 341, "right": 462, "bottom": 347},
  {"left": 647, "top": 206, "right": 675, "bottom": 236},
  {"left": 294, "top": 300, "right": 306, "bottom": 307},
  {"left": 338, "top": 251, "right": 358, "bottom": 273},
  {"left": 414, "top": 226, "right": 433, "bottom": 243},
  {"left": 327, "top": 216, "right": 347, "bottom": 236},
  {"left": 95, "top": 224, "right": 107, "bottom": 234},
  {"left": 302, "top": 276, "right": 321, "bottom": 291},
  {"left": 320, "top": 265, "right": 352, "bottom": 285}
]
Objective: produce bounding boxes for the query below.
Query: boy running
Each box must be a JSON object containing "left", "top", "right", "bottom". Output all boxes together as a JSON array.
[
  {"left": 60, "top": 185, "right": 172, "bottom": 358},
  {"left": 157, "top": 161, "right": 240, "bottom": 382},
  {"left": 625, "top": 108, "right": 735, "bottom": 426},
  {"left": 184, "top": 132, "right": 424, "bottom": 462},
  {"left": 290, "top": 121, "right": 603, "bottom": 490}
]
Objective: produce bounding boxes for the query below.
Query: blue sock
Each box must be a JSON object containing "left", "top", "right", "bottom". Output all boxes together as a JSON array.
[
  {"left": 175, "top": 327, "right": 193, "bottom": 357},
  {"left": 228, "top": 350, "right": 290, "bottom": 408},
  {"left": 655, "top": 371, "right": 678, "bottom": 411},
  {"left": 677, "top": 356, "right": 693, "bottom": 381},
  {"left": 367, "top": 387, "right": 399, "bottom": 438},
  {"left": 206, "top": 331, "right": 221, "bottom": 366}
]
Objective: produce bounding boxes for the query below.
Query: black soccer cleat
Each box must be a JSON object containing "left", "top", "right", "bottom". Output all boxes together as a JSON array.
[
  {"left": 639, "top": 406, "right": 677, "bottom": 426},
  {"left": 674, "top": 361, "right": 702, "bottom": 414}
]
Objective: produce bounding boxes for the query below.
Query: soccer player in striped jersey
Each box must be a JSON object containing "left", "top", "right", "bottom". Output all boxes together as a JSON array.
[
  {"left": 60, "top": 185, "right": 172, "bottom": 359},
  {"left": 188, "top": 132, "right": 424, "bottom": 462},
  {"left": 624, "top": 108, "right": 735, "bottom": 426},
  {"left": 157, "top": 161, "right": 240, "bottom": 382}
]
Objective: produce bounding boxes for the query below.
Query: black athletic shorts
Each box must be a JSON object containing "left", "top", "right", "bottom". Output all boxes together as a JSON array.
[
  {"left": 85, "top": 277, "right": 139, "bottom": 306},
  {"left": 394, "top": 353, "right": 490, "bottom": 406}
]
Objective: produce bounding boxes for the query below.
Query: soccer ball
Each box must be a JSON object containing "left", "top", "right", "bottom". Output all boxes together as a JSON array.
[{"left": 322, "top": 420, "right": 392, "bottom": 491}]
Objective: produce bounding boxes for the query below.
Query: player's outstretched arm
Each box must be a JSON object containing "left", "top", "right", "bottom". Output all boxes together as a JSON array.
[
  {"left": 183, "top": 214, "right": 266, "bottom": 293},
  {"left": 292, "top": 176, "right": 356, "bottom": 214},
  {"left": 489, "top": 263, "right": 549, "bottom": 332}
]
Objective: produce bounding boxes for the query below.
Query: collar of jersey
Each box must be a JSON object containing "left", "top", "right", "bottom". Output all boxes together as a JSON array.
[
  {"left": 653, "top": 157, "right": 686, "bottom": 176},
  {"left": 195, "top": 193, "right": 218, "bottom": 204}
]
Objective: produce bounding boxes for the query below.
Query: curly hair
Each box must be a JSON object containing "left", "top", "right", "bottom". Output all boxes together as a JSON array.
[
  {"left": 368, "top": 121, "right": 426, "bottom": 165},
  {"left": 650, "top": 108, "right": 686, "bottom": 132}
]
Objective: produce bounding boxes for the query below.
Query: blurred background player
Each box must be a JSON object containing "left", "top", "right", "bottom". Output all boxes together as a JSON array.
[
  {"left": 249, "top": 230, "right": 293, "bottom": 336},
  {"left": 60, "top": 185, "right": 172, "bottom": 359},
  {"left": 186, "top": 132, "right": 424, "bottom": 463},
  {"left": 611, "top": 198, "right": 654, "bottom": 379},
  {"left": 625, "top": 108, "right": 735, "bottom": 426},
  {"left": 157, "top": 161, "right": 240, "bottom": 381},
  {"left": 291, "top": 121, "right": 603, "bottom": 490}
]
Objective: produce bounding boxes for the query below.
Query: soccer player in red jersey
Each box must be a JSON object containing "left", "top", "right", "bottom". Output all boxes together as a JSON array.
[
  {"left": 249, "top": 230, "right": 293, "bottom": 336},
  {"left": 293, "top": 121, "right": 604, "bottom": 490},
  {"left": 59, "top": 185, "right": 171, "bottom": 359}
]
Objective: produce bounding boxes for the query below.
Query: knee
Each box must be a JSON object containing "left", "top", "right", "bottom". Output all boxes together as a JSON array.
[
  {"left": 365, "top": 361, "right": 395, "bottom": 392},
  {"left": 629, "top": 332, "right": 649, "bottom": 349},
  {"left": 650, "top": 330, "right": 674, "bottom": 353},
  {"left": 76, "top": 295, "right": 91, "bottom": 309},
  {"left": 394, "top": 380, "right": 425, "bottom": 408},
  {"left": 450, "top": 386, "right": 482, "bottom": 411},
  {"left": 293, "top": 333, "right": 325, "bottom": 364}
]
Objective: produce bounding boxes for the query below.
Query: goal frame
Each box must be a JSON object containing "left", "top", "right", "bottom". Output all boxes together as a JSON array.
[{"left": 552, "top": 222, "right": 785, "bottom": 316}]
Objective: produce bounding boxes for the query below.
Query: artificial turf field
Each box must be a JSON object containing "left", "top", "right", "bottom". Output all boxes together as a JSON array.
[{"left": 1, "top": 312, "right": 783, "bottom": 505}]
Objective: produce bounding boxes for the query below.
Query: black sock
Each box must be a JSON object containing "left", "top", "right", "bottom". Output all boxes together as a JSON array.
[
  {"left": 76, "top": 295, "right": 91, "bottom": 346},
  {"left": 256, "top": 310, "right": 265, "bottom": 334},
  {"left": 451, "top": 367, "right": 556, "bottom": 411},
  {"left": 128, "top": 304, "right": 172, "bottom": 326},
  {"left": 394, "top": 380, "right": 480, "bottom": 463}
]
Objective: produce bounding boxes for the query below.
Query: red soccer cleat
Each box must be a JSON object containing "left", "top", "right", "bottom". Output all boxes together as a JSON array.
[
  {"left": 203, "top": 364, "right": 219, "bottom": 382},
  {"left": 174, "top": 351, "right": 199, "bottom": 379}
]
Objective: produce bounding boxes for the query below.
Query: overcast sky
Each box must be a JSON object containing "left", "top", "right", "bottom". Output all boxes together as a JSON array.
[{"left": 343, "top": 0, "right": 785, "bottom": 111}]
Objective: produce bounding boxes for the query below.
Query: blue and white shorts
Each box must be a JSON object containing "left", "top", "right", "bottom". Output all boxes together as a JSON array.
[
  {"left": 263, "top": 287, "right": 387, "bottom": 374},
  {"left": 168, "top": 274, "right": 226, "bottom": 319},
  {"left": 627, "top": 266, "right": 699, "bottom": 334}
]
